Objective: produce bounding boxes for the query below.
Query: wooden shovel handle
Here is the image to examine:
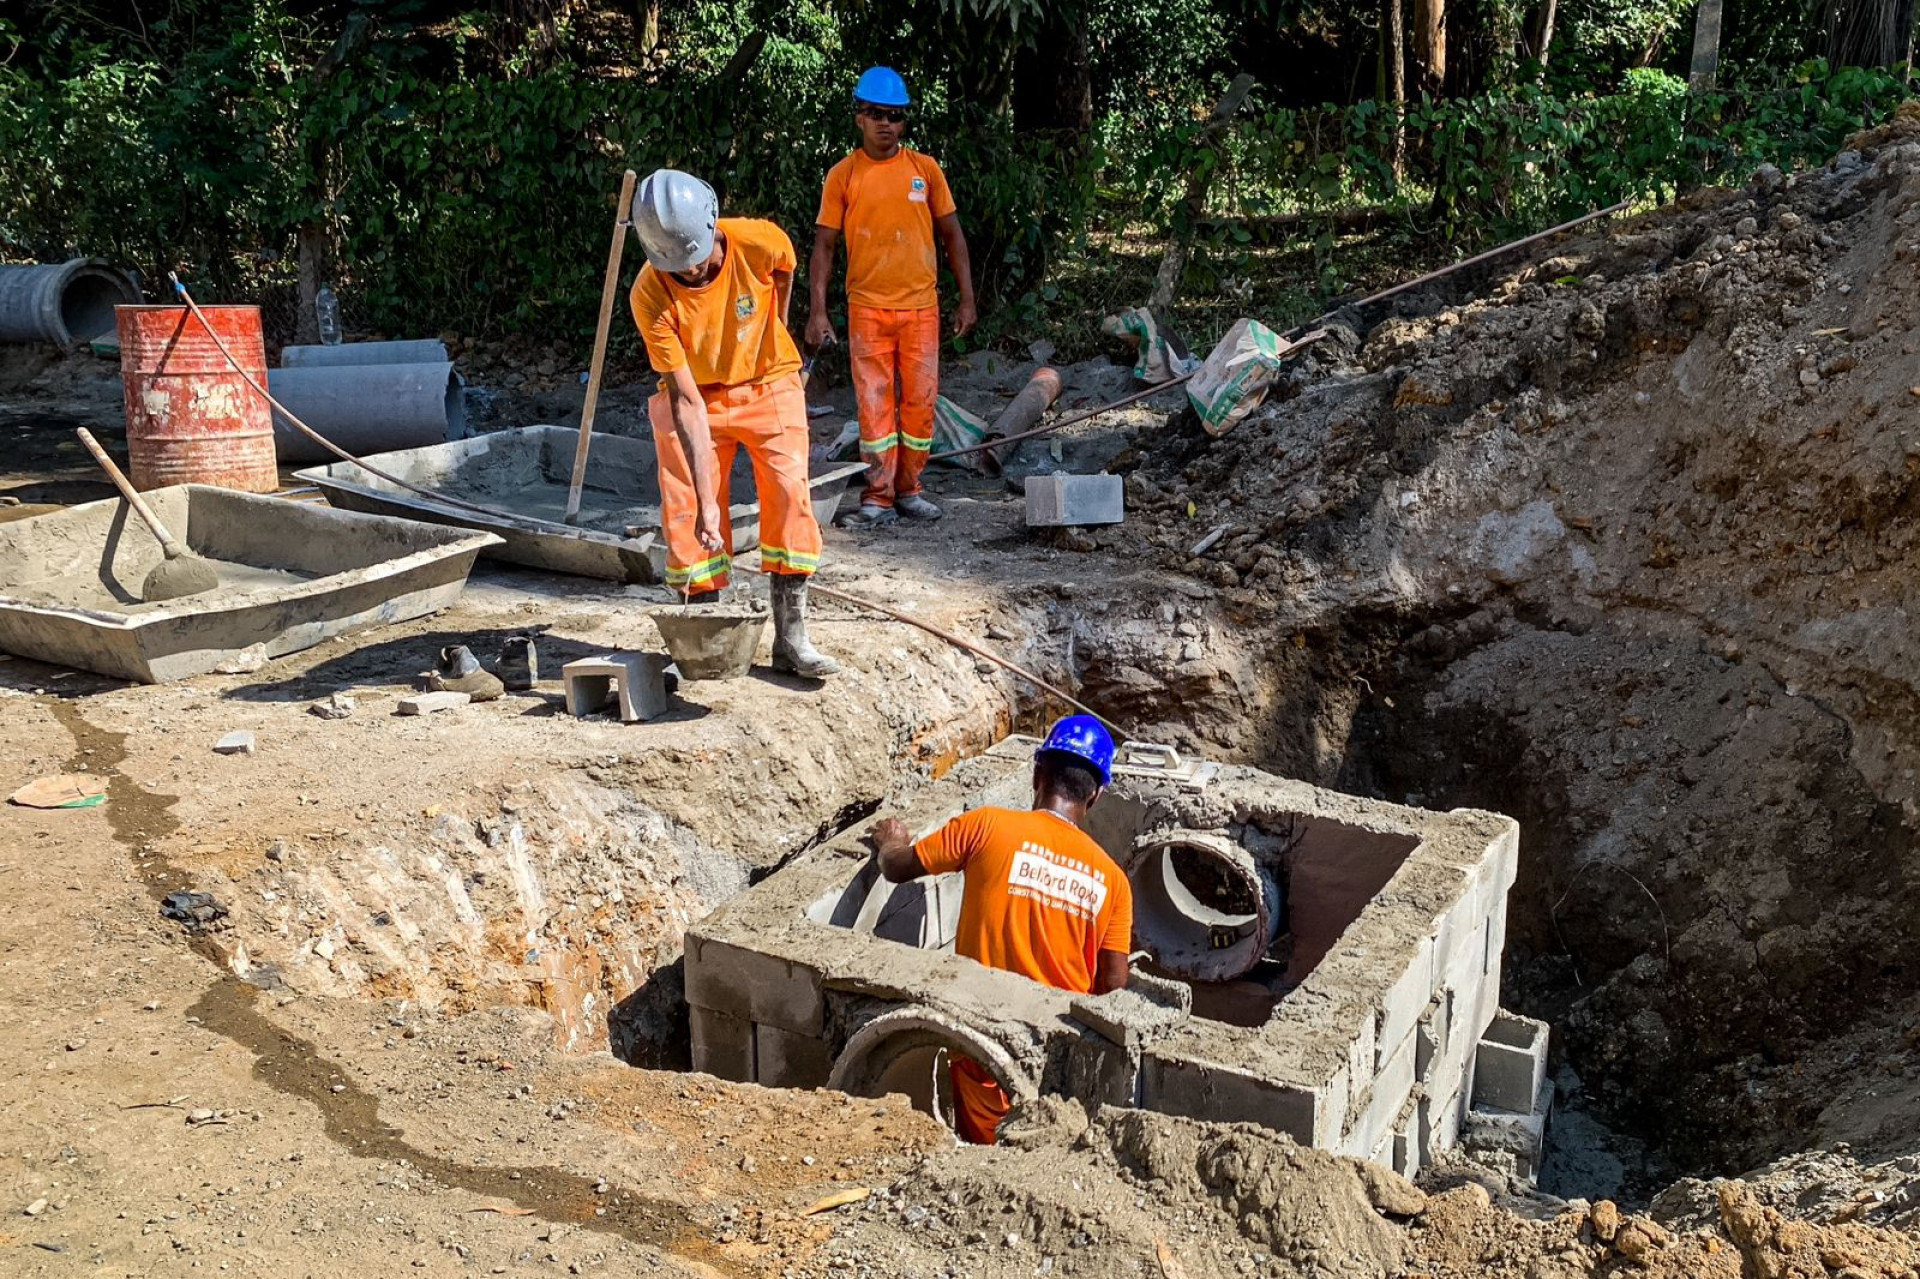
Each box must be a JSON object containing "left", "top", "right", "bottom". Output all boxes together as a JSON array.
[
  {"left": 76, "top": 428, "right": 185, "bottom": 557},
  {"left": 564, "top": 168, "right": 639, "bottom": 524}
]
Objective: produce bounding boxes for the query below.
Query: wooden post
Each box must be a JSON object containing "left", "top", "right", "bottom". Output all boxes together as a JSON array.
[
  {"left": 1689, "top": 0, "right": 1723, "bottom": 89},
  {"left": 563, "top": 168, "right": 639, "bottom": 526}
]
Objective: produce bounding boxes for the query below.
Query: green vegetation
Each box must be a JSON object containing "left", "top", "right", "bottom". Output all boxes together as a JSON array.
[{"left": 0, "top": 0, "right": 1910, "bottom": 355}]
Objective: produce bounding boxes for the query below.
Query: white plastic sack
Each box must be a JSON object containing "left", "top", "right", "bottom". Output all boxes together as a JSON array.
[{"left": 1101, "top": 307, "right": 1200, "bottom": 383}]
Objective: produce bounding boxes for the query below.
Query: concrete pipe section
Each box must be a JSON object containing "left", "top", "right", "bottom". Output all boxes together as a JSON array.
[
  {"left": 280, "top": 339, "right": 450, "bottom": 368},
  {"left": 827, "top": 1008, "right": 1034, "bottom": 1133},
  {"left": 0, "top": 259, "right": 141, "bottom": 346},
  {"left": 267, "top": 360, "right": 466, "bottom": 463},
  {"left": 1128, "top": 828, "right": 1283, "bottom": 983}
]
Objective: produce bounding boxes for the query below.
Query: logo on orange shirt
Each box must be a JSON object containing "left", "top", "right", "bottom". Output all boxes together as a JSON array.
[
  {"left": 909, "top": 176, "right": 928, "bottom": 204},
  {"left": 734, "top": 294, "right": 756, "bottom": 320},
  {"left": 1006, "top": 841, "right": 1108, "bottom": 922}
]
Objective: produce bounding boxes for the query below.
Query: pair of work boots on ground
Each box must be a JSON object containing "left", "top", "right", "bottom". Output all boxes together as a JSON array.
[
  {"left": 840, "top": 492, "right": 941, "bottom": 529},
  {"left": 683, "top": 574, "right": 839, "bottom": 680}
]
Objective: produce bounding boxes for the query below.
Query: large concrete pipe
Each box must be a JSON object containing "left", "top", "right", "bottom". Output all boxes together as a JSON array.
[
  {"left": 280, "top": 339, "right": 450, "bottom": 368},
  {"left": 0, "top": 259, "right": 141, "bottom": 346},
  {"left": 828, "top": 1008, "right": 1034, "bottom": 1131},
  {"left": 267, "top": 361, "right": 466, "bottom": 463},
  {"left": 1128, "top": 828, "right": 1283, "bottom": 983}
]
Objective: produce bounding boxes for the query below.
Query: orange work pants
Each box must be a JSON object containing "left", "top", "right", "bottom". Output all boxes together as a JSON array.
[
  {"left": 950, "top": 1054, "right": 1010, "bottom": 1145},
  {"left": 646, "top": 372, "right": 821, "bottom": 591},
  {"left": 848, "top": 304, "right": 939, "bottom": 509}
]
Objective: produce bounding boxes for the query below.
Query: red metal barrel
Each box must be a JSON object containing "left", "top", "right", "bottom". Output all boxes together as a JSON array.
[{"left": 117, "top": 305, "right": 279, "bottom": 492}]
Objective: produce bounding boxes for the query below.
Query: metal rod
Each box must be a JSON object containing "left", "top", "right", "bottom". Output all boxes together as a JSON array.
[{"left": 1285, "top": 199, "right": 1630, "bottom": 336}]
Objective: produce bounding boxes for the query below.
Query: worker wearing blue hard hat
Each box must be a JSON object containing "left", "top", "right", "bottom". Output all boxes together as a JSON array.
[
  {"left": 869, "top": 714, "right": 1132, "bottom": 1144},
  {"left": 809, "top": 65, "right": 977, "bottom": 530}
]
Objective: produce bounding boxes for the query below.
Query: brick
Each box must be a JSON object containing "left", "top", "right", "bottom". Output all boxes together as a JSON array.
[
  {"left": 397, "top": 691, "right": 470, "bottom": 715},
  {"left": 683, "top": 934, "right": 824, "bottom": 1035},
  {"left": 690, "top": 1005, "right": 754, "bottom": 1082},
  {"left": 562, "top": 652, "right": 672, "bottom": 723},
  {"left": 1471, "top": 1011, "right": 1549, "bottom": 1113},
  {"left": 1373, "top": 935, "right": 1435, "bottom": 1073},
  {"left": 754, "top": 1024, "right": 835, "bottom": 1089},
  {"left": 1140, "top": 1050, "right": 1338, "bottom": 1146},
  {"left": 1025, "top": 473, "right": 1124, "bottom": 527}
]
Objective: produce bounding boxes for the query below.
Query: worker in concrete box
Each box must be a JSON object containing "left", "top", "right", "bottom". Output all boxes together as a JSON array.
[
  {"left": 806, "top": 65, "right": 976, "bottom": 530},
  {"left": 628, "top": 168, "right": 838, "bottom": 679},
  {"left": 870, "top": 715, "right": 1133, "bottom": 1144}
]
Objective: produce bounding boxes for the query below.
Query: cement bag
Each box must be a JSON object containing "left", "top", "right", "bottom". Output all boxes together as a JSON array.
[
  {"left": 930, "top": 395, "right": 992, "bottom": 471},
  {"left": 1101, "top": 307, "right": 1199, "bottom": 383},
  {"left": 1188, "top": 318, "right": 1288, "bottom": 437}
]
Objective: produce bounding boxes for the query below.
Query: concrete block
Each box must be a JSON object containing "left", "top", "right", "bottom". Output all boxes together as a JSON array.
[
  {"left": 1373, "top": 936, "right": 1435, "bottom": 1073},
  {"left": 1065, "top": 1034, "right": 1140, "bottom": 1108},
  {"left": 754, "top": 1023, "right": 835, "bottom": 1089},
  {"left": 1342, "top": 1029, "right": 1416, "bottom": 1161},
  {"left": 1026, "top": 473, "right": 1124, "bottom": 527},
  {"left": 684, "top": 934, "right": 824, "bottom": 1035},
  {"left": 1391, "top": 1097, "right": 1422, "bottom": 1180},
  {"left": 1414, "top": 992, "right": 1447, "bottom": 1085},
  {"left": 562, "top": 652, "right": 672, "bottom": 723},
  {"left": 398, "top": 691, "right": 470, "bottom": 715},
  {"left": 1070, "top": 986, "right": 1190, "bottom": 1048},
  {"left": 1141, "top": 1049, "right": 1337, "bottom": 1147},
  {"left": 1346, "top": 1011, "right": 1378, "bottom": 1112},
  {"left": 690, "top": 1005, "right": 755, "bottom": 1082},
  {"left": 1471, "top": 1010, "right": 1549, "bottom": 1114}
]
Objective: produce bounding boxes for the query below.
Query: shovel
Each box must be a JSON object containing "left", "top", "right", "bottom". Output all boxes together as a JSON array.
[{"left": 76, "top": 428, "right": 220, "bottom": 603}]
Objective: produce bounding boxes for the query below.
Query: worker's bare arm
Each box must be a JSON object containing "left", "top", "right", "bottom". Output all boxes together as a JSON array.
[
  {"left": 805, "top": 226, "right": 840, "bottom": 349},
  {"left": 1092, "top": 949, "right": 1130, "bottom": 995},
  {"left": 663, "top": 367, "right": 723, "bottom": 551},
  {"left": 934, "top": 213, "right": 976, "bottom": 336},
  {"left": 870, "top": 817, "right": 926, "bottom": 883}
]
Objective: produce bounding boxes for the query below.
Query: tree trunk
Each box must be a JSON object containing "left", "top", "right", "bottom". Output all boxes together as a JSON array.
[
  {"left": 1013, "top": 14, "right": 1094, "bottom": 143},
  {"left": 1385, "top": 0, "right": 1406, "bottom": 177},
  {"left": 1149, "top": 74, "right": 1256, "bottom": 315},
  {"left": 1529, "top": 0, "right": 1558, "bottom": 74},
  {"left": 1826, "top": 0, "right": 1913, "bottom": 65},
  {"left": 1413, "top": 0, "right": 1446, "bottom": 95},
  {"left": 1690, "top": 0, "right": 1724, "bottom": 87}
]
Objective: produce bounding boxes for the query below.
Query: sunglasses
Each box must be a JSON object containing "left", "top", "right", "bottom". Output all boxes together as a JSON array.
[{"left": 859, "top": 107, "right": 908, "bottom": 124}]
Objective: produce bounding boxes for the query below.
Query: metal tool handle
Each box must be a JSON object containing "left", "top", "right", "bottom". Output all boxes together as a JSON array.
[{"left": 76, "top": 428, "right": 186, "bottom": 558}]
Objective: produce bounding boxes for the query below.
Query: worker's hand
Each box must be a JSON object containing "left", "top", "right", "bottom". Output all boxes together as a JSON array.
[
  {"left": 951, "top": 298, "right": 977, "bottom": 338},
  {"left": 695, "top": 499, "right": 724, "bottom": 553},
  {"left": 868, "top": 817, "right": 912, "bottom": 854},
  {"left": 804, "top": 311, "right": 836, "bottom": 351}
]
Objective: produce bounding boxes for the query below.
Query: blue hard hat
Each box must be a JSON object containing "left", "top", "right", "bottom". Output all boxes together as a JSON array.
[
  {"left": 853, "top": 66, "right": 911, "bottom": 108},
  {"left": 1038, "top": 715, "right": 1115, "bottom": 786}
]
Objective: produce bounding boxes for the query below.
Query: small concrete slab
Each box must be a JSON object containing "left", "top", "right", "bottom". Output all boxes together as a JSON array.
[
  {"left": 397, "top": 691, "right": 470, "bottom": 716},
  {"left": 213, "top": 730, "right": 256, "bottom": 756},
  {"left": 1070, "top": 983, "right": 1191, "bottom": 1047}
]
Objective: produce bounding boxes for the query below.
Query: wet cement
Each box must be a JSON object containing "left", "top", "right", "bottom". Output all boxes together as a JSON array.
[{"left": 6, "top": 558, "right": 317, "bottom": 612}]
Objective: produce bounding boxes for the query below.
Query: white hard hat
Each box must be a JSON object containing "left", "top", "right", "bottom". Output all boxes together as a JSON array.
[{"left": 633, "top": 169, "right": 718, "bottom": 273}]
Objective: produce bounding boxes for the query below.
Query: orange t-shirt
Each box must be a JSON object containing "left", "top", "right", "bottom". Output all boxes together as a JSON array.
[
  {"left": 915, "top": 806, "right": 1132, "bottom": 1144},
  {"left": 816, "top": 148, "right": 957, "bottom": 311},
  {"left": 629, "top": 217, "right": 802, "bottom": 389}
]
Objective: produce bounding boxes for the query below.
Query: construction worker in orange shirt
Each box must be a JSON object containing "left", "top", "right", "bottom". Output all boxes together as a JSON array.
[
  {"left": 870, "top": 716, "right": 1133, "bottom": 1144},
  {"left": 806, "top": 65, "right": 976, "bottom": 530},
  {"left": 628, "top": 168, "right": 839, "bottom": 678}
]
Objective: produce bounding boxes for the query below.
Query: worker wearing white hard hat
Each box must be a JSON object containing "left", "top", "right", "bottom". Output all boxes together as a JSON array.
[{"left": 628, "top": 168, "right": 837, "bottom": 678}]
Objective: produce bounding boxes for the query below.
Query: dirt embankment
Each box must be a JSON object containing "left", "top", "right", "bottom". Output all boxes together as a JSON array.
[{"left": 1062, "top": 112, "right": 1920, "bottom": 1179}]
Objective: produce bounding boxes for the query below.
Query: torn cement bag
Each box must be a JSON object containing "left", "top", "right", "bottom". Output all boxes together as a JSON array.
[
  {"left": 1101, "top": 307, "right": 1199, "bottom": 383},
  {"left": 1188, "top": 318, "right": 1291, "bottom": 437},
  {"left": 930, "top": 395, "right": 992, "bottom": 471}
]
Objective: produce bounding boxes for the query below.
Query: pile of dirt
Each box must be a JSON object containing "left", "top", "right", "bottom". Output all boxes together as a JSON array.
[
  {"left": 797, "top": 1102, "right": 1920, "bottom": 1278},
  {"left": 1071, "top": 128, "right": 1920, "bottom": 1180}
]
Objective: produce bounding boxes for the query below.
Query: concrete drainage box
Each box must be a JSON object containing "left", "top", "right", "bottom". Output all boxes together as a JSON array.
[
  {"left": 0, "top": 484, "right": 501, "bottom": 683},
  {"left": 685, "top": 736, "right": 1540, "bottom": 1180}
]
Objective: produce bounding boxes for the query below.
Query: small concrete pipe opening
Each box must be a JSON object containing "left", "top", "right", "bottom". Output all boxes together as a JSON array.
[
  {"left": 0, "top": 259, "right": 141, "bottom": 346},
  {"left": 1128, "top": 829, "right": 1282, "bottom": 984},
  {"left": 827, "top": 1009, "right": 1033, "bottom": 1134}
]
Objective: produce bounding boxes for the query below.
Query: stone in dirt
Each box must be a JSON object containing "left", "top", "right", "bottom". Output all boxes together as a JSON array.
[
  {"left": 397, "top": 691, "right": 470, "bottom": 715},
  {"left": 309, "top": 693, "right": 356, "bottom": 719},
  {"left": 213, "top": 730, "right": 256, "bottom": 755}
]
